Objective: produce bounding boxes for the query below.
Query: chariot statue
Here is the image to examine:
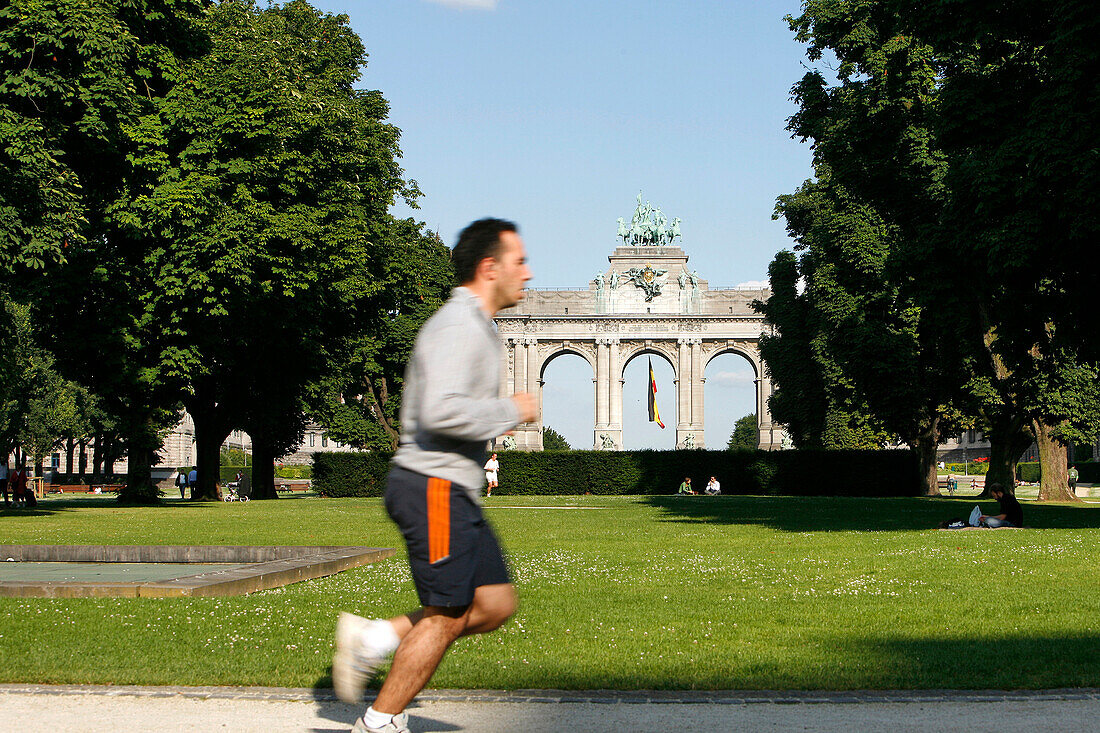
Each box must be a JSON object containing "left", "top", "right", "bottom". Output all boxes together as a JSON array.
[{"left": 618, "top": 192, "right": 683, "bottom": 247}]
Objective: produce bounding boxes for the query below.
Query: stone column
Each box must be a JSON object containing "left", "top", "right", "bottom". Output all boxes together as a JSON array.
[
  {"left": 514, "top": 338, "right": 527, "bottom": 400},
  {"left": 594, "top": 339, "right": 610, "bottom": 436},
  {"left": 676, "top": 337, "right": 691, "bottom": 447},
  {"left": 607, "top": 338, "right": 622, "bottom": 449},
  {"left": 501, "top": 339, "right": 514, "bottom": 398},
  {"left": 758, "top": 369, "right": 777, "bottom": 450},
  {"left": 523, "top": 338, "right": 541, "bottom": 450},
  {"left": 689, "top": 338, "right": 704, "bottom": 447}
]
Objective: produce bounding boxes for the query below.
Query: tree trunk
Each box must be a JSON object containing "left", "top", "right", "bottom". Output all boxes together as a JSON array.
[
  {"left": 190, "top": 398, "right": 230, "bottom": 501},
  {"left": 104, "top": 435, "right": 115, "bottom": 476},
  {"left": 65, "top": 437, "right": 75, "bottom": 475},
  {"left": 121, "top": 413, "right": 161, "bottom": 503},
  {"left": 250, "top": 432, "right": 277, "bottom": 500},
  {"left": 78, "top": 439, "right": 88, "bottom": 477},
  {"left": 1033, "top": 419, "right": 1077, "bottom": 502},
  {"left": 984, "top": 413, "right": 1032, "bottom": 498},
  {"left": 915, "top": 437, "right": 940, "bottom": 497},
  {"left": 91, "top": 432, "right": 104, "bottom": 478}
]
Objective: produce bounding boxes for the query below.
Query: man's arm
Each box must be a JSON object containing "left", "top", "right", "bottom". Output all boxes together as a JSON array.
[{"left": 415, "top": 324, "right": 534, "bottom": 441}]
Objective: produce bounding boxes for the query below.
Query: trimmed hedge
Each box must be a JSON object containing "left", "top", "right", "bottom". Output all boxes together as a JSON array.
[
  {"left": 216, "top": 465, "right": 312, "bottom": 482},
  {"left": 1017, "top": 461, "right": 1100, "bottom": 483},
  {"left": 313, "top": 451, "right": 392, "bottom": 497},
  {"left": 311, "top": 449, "right": 920, "bottom": 498},
  {"left": 944, "top": 462, "right": 988, "bottom": 475}
]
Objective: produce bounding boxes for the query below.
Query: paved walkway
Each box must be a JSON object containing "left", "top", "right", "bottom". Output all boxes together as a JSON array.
[{"left": 2, "top": 685, "right": 1098, "bottom": 732}]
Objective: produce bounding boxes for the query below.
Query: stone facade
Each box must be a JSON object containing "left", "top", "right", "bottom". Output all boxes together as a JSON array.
[{"left": 495, "top": 243, "right": 780, "bottom": 450}]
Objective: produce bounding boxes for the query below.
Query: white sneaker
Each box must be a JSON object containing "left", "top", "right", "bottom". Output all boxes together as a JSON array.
[
  {"left": 351, "top": 712, "right": 410, "bottom": 733},
  {"left": 333, "top": 613, "right": 393, "bottom": 703}
]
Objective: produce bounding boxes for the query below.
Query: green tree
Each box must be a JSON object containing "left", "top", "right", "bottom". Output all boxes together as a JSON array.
[
  {"left": 727, "top": 413, "right": 757, "bottom": 450},
  {"left": 776, "top": 0, "right": 972, "bottom": 495},
  {"left": 0, "top": 0, "right": 205, "bottom": 274},
  {"left": 756, "top": 251, "right": 891, "bottom": 452},
  {"left": 542, "top": 426, "right": 571, "bottom": 450},
  {"left": 111, "top": 0, "right": 422, "bottom": 499},
  {"left": 311, "top": 222, "right": 453, "bottom": 451},
  {"left": 220, "top": 447, "right": 251, "bottom": 467},
  {"left": 3, "top": 0, "right": 208, "bottom": 502},
  {"left": 898, "top": 0, "right": 1100, "bottom": 500},
  {"left": 0, "top": 297, "right": 85, "bottom": 475}
]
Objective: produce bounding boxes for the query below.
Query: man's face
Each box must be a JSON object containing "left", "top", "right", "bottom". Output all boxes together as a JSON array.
[{"left": 491, "top": 231, "right": 532, "bottom": 309}]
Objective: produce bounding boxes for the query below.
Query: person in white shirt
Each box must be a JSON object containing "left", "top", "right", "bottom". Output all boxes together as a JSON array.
[
  {"left": 705, "top": 476, "right": 721, "bottom": 495},
  {"left": 484, "top": 453, "right": 500, "bottom": 496}
]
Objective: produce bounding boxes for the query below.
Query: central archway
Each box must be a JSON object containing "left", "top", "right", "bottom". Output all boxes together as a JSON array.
[{"left": 620, "top": 348, "right": 678, "bottom": 450}]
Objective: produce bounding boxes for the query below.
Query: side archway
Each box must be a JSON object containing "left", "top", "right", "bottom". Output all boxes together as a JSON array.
[
  {"left": 537, "top": 346, "right": 597, "bottom": 450},
  {"left": 702, "top": 348, "right": 760, "bottom": 449},
  {"left": 703, "top": 344, "right": 771, "bottom": 449}
]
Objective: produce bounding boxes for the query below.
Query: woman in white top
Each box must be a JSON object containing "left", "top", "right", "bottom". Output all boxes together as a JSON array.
[{"left": 483, "top": 453, "right": 499, "bottom": 496}]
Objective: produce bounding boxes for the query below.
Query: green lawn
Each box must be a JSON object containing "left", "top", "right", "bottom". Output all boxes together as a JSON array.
[{"left": 2, "top": 493, "right": 1098, "bottom": 690}]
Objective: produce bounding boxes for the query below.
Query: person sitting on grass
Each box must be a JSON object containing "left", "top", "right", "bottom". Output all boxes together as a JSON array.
[
  {"left": 705, "top": 476, "right": 721, "bottom": 495},
  {"left": 678, "top": 477, "right": 695, "bottom": 495},
  {"left": 981, "top": 483, "right": 1023, "bottom": 528}
]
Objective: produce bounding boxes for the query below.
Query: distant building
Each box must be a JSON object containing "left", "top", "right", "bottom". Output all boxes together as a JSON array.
[
  {"left": 937, "top": 431, "right": 1098, "bottom": 464},
  {"left": 47, "top": 414, "right": 358, "bottom": 476}
]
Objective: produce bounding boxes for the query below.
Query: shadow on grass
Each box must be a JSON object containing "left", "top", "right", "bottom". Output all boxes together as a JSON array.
[
  {"left": 0, "top": 495, "right": 217, "bottom": 516},
  {"left": 306, "top": 631, "right": 1100, "bottom": 693},
  {"left": 638, "top": 495, "right": 1100, "bottom": 532}
]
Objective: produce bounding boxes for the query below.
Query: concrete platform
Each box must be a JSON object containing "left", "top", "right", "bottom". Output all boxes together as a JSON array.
[{"left": 0, "top": 545, "right": 394, "bottom": 598}]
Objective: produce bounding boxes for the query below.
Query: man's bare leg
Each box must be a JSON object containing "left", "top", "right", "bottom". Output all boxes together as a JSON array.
[
  {"left": 373, "top": 584, "right": 515, "bottom": 715},
  {"left": 386, "top": 583, "right": 516, "bottom": 639}
]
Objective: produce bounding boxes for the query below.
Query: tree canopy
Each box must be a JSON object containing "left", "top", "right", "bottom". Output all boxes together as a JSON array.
[{"left": 762, "top": 0, "right": 1099, "bottom": 499}]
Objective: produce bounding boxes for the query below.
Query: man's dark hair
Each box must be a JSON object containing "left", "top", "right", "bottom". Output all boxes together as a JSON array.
[
  {"left": 989, "top": 482, "right": 1004, "bottom": 495},
  {"left": 451, "top": 218, "right": 517, "bottom": 284}
]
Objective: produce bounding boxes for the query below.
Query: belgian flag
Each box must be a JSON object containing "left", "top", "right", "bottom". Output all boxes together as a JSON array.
[{"left": 648, "top": 357, "right": 665, "bottom": 429}]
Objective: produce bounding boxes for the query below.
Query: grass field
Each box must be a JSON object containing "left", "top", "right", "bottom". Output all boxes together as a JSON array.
[{"left": 1, "top": 493, "right": 1098, "bottom": 690}]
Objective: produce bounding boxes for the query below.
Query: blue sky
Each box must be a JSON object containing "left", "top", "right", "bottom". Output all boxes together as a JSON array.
[{"left": 314, "top": 0, "right": 818, "bottom": 449}]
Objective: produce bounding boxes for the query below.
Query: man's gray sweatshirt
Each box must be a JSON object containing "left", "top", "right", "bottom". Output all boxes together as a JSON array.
[{"left": 392, "top": 287, "right": 520, "bottom": 502}]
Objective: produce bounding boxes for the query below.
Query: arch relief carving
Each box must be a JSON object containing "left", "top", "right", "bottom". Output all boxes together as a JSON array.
[
  {"left": 618, "top": 341, "right": 679, "bottom": 376},
  {"left": 702, "top": 341, "right": 761, "bottom": 374},
  {"left": 536, "top": 343, "right": 597, "bottom": 378}
]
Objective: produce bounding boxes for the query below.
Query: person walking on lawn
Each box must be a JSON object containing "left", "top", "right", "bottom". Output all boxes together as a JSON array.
[{"left": 332, "top": 218, "right": 536, "bottom": 733}]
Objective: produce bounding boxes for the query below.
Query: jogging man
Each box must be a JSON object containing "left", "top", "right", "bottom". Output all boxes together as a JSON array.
[{"left": 333, "top": 218, "right": 536, "bottom": 733}]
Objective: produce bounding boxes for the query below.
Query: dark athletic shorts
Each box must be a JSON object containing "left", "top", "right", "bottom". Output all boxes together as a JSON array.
[{"left": 384, "top": 465, "right": 510, "bottom": 608}]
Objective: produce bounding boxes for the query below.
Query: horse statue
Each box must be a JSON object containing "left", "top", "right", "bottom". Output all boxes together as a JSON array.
[{"left": 670, "top": 217, "right": 682, "bottom": 242}]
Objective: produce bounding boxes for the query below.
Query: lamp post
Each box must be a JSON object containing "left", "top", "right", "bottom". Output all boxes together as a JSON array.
[{"left": 963, "top": 446, "right": 968, "bottom": 477}]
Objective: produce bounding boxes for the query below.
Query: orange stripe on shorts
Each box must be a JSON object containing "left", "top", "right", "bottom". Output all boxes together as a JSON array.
[{"left": 427, "top": 477, "right": 451, "bottom": 564}]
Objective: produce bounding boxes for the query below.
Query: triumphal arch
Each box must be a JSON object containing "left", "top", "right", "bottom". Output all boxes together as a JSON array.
[{"left": 494, "top": 195, "right": 781, "bottom": 451}]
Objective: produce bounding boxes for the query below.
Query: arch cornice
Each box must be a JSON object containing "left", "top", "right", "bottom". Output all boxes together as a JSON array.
[
  {"left": 618, "top": 340, "right": 679, "bottom": 376},
  {"left": 701, "top": 339, "right": 762, "bottom": 376},
  {"left": 536, "top": 341, "right": 597, "bottom": 377}
]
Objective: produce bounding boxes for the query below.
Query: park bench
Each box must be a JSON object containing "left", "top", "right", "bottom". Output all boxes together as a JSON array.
[
  {"left": 46, "top": 483, "right": 123, "bottom": 494},
  {"left": 937, "top": 475, "right": 957, "bottom": 495},
  {"left": 970, "top": 476, "right": 986, "bottom": 493}
]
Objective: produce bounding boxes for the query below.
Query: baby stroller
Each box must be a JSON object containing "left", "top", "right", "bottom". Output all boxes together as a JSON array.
[{"left": 223, "top": 478, "right": 250, "bottom": 502}]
